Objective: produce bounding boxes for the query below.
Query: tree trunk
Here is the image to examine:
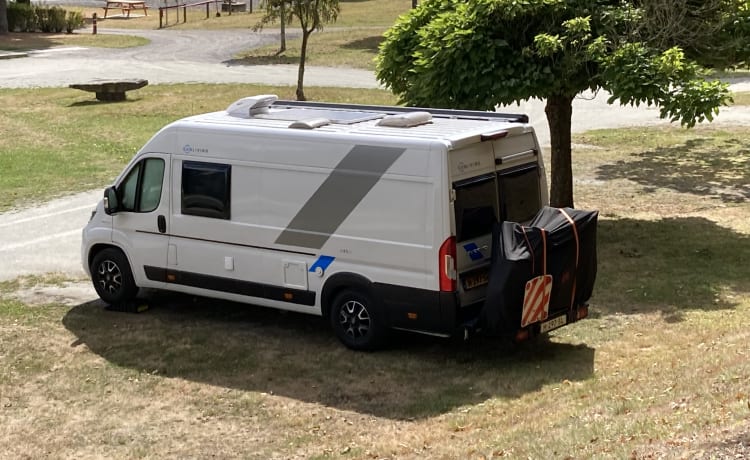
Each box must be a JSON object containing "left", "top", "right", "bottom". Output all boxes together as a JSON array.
[
  {"left": 544, "top": 94, "right": 575, "bottom": 208},
  {"left": 296, "top": 30, "right": 310, "bottom": 101},
  {"left": 0, "top": 0, "right": 9, "bottom": 35},
  {"left": 279, "top": 2, "right": 286, "bottom": 53}
]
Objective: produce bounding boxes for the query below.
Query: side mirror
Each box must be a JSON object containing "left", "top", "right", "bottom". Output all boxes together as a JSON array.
[{"left": 103, "top": 186, "right": 119, "bottom": 215}]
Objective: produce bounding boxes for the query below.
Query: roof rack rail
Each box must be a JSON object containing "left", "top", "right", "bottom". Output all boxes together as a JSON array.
[{"left": 272, "top": 99, "right": 529, "bottom": 124}]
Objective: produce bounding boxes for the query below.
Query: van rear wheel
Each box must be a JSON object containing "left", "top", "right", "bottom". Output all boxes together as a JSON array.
[
  {"left": 91, "top": 248, "right": 138, "bottom": 306},
  {"left": 330, "top": 290, "right": 386, "bottom": 351}
]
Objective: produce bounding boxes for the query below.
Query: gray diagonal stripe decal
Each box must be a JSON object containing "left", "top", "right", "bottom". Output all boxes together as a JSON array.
[{"left": 275, "top": 145, "right": 406, "bottom": 249}]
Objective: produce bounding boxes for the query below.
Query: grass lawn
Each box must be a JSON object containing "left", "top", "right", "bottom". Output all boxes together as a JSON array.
[
  {"left": 0, "top": 85, "right": 397, "bottom": 212},
  {"left": 234, "top": 26, "right": 384, "bottom": 70},
  {"left": 66, "top": 0, "right": 411, "bottom": 31},
  {"left": 0, "top": 31, "right": 149, "bottom": 51},
  {"left": 1, "top": 86, "right": 749, "bottom": 457}
]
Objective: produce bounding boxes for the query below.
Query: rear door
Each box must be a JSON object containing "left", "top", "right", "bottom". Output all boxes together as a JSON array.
[{"left": 451, "top": 131, "right": 546, "bottom": 307}]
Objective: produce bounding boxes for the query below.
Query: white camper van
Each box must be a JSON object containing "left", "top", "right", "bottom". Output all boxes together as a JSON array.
[{"left": 82, "top": 95, "right": 575, "bottom": 350}]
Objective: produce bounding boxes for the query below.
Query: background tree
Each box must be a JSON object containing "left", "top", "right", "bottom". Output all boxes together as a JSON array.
[
  {"left": 255, "top": 0, "right": 340, "bottom": 101},
  {"left": 255, "top": 0, "right": 290, "bottom": 53},
  {"left": 1, "top": 0, "right": 9, "bottom": 35},
  {"left": 377, "top": 0, "right": 746, "bottom": 207}
]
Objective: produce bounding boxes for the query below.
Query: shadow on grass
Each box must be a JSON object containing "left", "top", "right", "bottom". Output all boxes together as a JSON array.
[
  {"left": 341, "top": 35, "right": 382, "bottom": 53},
  {"left": 224, "top": 54, "right": 299, "bottom": 66},
  {"left": 63, "top": 294, "right": 594, "bottom": 420},
  {"left": 68, "top": 99, "right": 141, "bottom": 107},
  {"left": 596, "top": 217, "right": 750, "bottom": 320},
  {"left": 0, "top": 33, "right": 59, "bottom": 52},
  {"left": 596, "top": 136, "right": 750, "bottom": 202}
]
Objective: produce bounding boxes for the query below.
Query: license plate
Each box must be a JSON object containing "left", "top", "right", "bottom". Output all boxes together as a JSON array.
[
  {"left": 462, "top": 270, "right": 489, "bottom": 291},
  {"left": 540, "top": 314, "right": 567, "bottom": 333}
]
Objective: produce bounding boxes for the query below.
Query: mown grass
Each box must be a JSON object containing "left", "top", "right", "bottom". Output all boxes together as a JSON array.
[
  {"left": 0, "top": 32, "right": 149, "bottom": 51},
  {"left": 1, "top": 112, "right": 749, "bottom": 457},
  {"left": 0, "top": 85, "right": 397, "bottom": 212},
  {"left": 234, "top": 27, "right": 383, "bottom": 70},
  {"left": 66, "top": 0, "right": 410, "bottom": 31}
]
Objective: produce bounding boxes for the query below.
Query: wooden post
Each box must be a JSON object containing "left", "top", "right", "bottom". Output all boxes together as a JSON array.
[
  {"left": 183, "top": 3, "right": 187, "bottom": 23},
  {"left": 92, "top": 12, "right": 97, "bottom": 34}
]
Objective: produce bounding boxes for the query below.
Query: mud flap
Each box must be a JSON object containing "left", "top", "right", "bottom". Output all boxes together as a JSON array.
[{"left": 481, "top": 207, "right": 598, "bottom": 335}]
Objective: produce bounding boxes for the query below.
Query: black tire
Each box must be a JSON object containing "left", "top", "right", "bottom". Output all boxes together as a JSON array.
[
  {"left": 329, "top": 289, "right": 387, "bottom": 351},
  {"left": 90, "top": 248, "right": 139, "bottom": 306}
]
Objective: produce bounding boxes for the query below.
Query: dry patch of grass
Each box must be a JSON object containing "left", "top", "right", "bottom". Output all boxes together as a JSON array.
[
  {"left": 234, "top": 27, "right": 384, "bottom": 70},
  {"left": 2, "top": 124, "right": 750, "bottom": 458},
  {"left": 65, "top": 0, "right": 410, "bottom": 30},
  {"left": 0, "top": 32, "right": 148, "bottom": 51}
]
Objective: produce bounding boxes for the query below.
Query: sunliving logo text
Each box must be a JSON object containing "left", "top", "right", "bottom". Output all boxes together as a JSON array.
[{"left": 183, "top": 145, "right": 209, "bottom": 154}]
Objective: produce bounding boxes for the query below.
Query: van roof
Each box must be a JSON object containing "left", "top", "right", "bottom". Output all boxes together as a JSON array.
[{"left": 173, "top": 95, "right": 533, "bottom": 147}]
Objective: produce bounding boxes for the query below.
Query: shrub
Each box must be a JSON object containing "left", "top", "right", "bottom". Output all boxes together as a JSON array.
[
  {"left": 34, "top": 5, "right": 50, "bottom": 32},
  {"left": 66, "top": 11, "right": 85, "bottom": 34},
  {"left": 48, "top": 6, "right": 68, "bottom": 33},
  {"left": 7, "top": 2, "right": 37, "bottom": 32}
]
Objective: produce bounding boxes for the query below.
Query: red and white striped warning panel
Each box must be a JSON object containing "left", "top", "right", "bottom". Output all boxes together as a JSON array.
[{"left": 521, "top": 274, "right": 553, "bottom": 327}]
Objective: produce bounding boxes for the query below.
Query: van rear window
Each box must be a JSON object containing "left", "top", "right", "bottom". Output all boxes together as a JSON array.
[
  {"left": 181, "top": 161, "right": 231, "bottom": 220},
  {"left": 454, "top": 174, "right": 498, "bottom": 242},
  {"left": 498, "top": 164, "right": 541, "bottom": 223}
]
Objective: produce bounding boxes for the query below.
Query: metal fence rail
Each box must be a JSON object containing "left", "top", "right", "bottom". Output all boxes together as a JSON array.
[{"left": 158, "top": 0, "right": 252, "bottom": 28}]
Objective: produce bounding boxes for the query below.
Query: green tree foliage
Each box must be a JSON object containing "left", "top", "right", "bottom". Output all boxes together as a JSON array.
[
  {"left": 255, "top": 0, "right": 340, "bottom": 101},
  {"left": 377, "top": 0, "right": 747, "bottom": 207}
]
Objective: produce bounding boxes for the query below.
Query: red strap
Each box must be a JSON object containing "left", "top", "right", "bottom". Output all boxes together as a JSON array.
[
  {"left": 521, "top": 226, "right": 536, "bottom": 275},
  {"left": 540, "top": 228, "right": 547, "bottom": 276},
  {"left": 558, "top": 208, "right": 579, "bottom": 309}
]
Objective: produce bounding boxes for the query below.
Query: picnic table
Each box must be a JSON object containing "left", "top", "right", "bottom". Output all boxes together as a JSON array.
[{"left": 103, "top": 0, "right": 149, "bottom": 18}]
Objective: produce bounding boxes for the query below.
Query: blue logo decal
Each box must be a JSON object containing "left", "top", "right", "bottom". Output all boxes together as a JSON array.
[
  {"left": 463, "top": 243, "right": 484, "bottom": 261},
  {"left": 183, "top": 144, "right": 193, "bottom": 154},
  {"left": 309, "top": 255, "right": 336, "bottom": 272}
]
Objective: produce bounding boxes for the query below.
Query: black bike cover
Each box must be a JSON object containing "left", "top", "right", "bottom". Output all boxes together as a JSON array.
[{"left": 482, "top": 207, "right": 598, "bottom": 335}]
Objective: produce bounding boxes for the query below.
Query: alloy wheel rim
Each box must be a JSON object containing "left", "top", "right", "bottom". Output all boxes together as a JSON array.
[
  {"left": 97, "top": 260, "right": 122, "bottom": 295},
  {"left": 338, "top": 300, "right": 370, "bottom": 339}
]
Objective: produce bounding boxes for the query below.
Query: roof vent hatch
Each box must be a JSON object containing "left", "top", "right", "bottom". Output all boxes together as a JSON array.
[{"left": 226, "top": 94, "right": 279, "bottom": 118}]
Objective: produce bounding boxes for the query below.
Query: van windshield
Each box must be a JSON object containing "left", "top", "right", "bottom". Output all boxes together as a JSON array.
[{"left": 454, "top": 174, "right": 497, "bottom": 242}]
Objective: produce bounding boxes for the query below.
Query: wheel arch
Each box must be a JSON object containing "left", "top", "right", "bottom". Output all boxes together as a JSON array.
[
  {"left": 320, "top": 272, "right": 374, "bottom": 319},
  {"left": 87, "top": 243, "right": 127, "bottom": 271}
]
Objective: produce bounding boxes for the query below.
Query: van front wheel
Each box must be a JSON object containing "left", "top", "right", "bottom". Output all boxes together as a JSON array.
[
  {"left": 90, "top": 248, "right": 138, "bottom": 306},
  {"left": 330, "top": 290, "right": 386, "bottom": 351}
]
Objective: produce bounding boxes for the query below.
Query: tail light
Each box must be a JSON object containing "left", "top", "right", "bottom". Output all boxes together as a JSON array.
[{"left": 439, "top": 236, "right": 457, "bottom": 292}]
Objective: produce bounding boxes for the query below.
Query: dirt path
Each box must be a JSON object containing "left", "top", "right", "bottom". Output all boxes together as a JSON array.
[{"left": 0, "top": 27, "right": 378, "bottom": 89}]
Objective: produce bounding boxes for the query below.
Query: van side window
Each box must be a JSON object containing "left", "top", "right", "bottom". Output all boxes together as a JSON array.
[
  {"left": 181, "top": 161, "right": 231, "bottom": 220},
  {"left": 119, "top": 158, "right": 165, "bottom": 213}
]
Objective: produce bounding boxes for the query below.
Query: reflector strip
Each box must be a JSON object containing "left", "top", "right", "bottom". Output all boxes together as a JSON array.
[
  {"left": 521, "top": 228, "right": 552, "bottom": 327},
  {"left": 522, "top": 274, "right": 553, "bottom": 327}
]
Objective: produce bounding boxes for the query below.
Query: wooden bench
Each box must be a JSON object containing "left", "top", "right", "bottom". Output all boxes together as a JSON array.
[
  {"left": 69, "top": 79, "right": 149, "bottom": 102},
  {"left": 103, "top": 0, "right": 149, "bottom": 18}
]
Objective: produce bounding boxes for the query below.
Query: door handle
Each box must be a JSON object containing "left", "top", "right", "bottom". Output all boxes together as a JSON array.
[{"left": 157, "top": 215, "right": 166, "bottom": 234}]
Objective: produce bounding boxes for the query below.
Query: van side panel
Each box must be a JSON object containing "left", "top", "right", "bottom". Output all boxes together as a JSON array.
[{"left": 162, "top": 130, "right": 442, "bottom": 320}]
